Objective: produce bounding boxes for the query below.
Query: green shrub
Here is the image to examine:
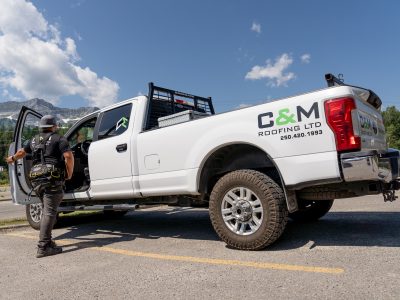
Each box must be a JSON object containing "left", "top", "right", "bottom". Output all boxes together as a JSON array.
[{"left": 0, "top": 168, "right": 9, "bottom": 185}]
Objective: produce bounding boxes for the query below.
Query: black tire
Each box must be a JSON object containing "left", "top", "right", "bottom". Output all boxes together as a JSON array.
[
  {"left": 26, "top": 203, "right": 43, "bottom": 230},
  {"left": 209, "top": 169, "right": 288, "bottom": 250},
  {"left": 289, "top": 199, "right": 334, "bottom": 222},
  {"left": 103, "top": 210, "right": 129, "bottom": 218},
  {"left": 26, "top": 203, "right": 60, "bottom": 230}
]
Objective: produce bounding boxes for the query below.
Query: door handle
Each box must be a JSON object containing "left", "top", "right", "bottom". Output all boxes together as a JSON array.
[{"left": 116, "top": 143, "right": 127, "bottom": 152}]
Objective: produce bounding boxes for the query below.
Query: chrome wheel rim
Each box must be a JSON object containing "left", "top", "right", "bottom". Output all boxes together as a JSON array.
[
  {"left": 221, "top": 187, "right": 264, "bottom": 236},
  {"left": 30, "top": 203, "right": 43, "bottom": 223}
]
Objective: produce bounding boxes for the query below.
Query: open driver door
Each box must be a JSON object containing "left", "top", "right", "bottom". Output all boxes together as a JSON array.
[{"left": 8, "top": 106, "right": 42, "bottom": 205}]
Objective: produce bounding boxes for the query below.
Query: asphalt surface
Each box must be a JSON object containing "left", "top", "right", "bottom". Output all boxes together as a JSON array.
[
  {"left": 0, "top": 185, "right": 11, "bottom": 201},
  {"left": 0, "top": 200, "right": 25, "bottom": 220},
  {"left": 0, "top": 186, "right": 26, "bottom": 220},
  {"left": 1, "top": 195, "right": 400, "bottom": 299}
]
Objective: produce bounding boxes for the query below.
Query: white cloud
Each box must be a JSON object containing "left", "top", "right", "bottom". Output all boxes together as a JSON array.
[
  {"left": 71, "top": 0, "right": 86, "bottom": 9},
  {"left": 74, "top": 31, "right": 83, "bottom": 41},
  {"left": 301, "top": 53, "right": 311, "bottom": 64},
  {"left": 236, "top": 103, "right": 252, "bottom": 109},
  {"left": 251, "top": 22, "right": 261, "bottom": 34},
  {"left": 0, "top": 0, "right": 47, "bottom": 38},
  {"left": 264, "top": 96, "right": 272, "bottom": 102},
  {"left": 73, "top": 66, "right": 119, "bottom": 108},
  {"left": 0, "top": 0, "right": 119, "bottom": 107},
  {"left": 65, "top": 37, "right": 79, "bottom": 61},
  {"left": 2, "top": 89, "right": 21, "bottom": 101},
  {"left": 237, "top": 47, "right": 255, "bottom": 63},
  {"left": 245, "top": 53, "right": 295, "bottom": 87}
]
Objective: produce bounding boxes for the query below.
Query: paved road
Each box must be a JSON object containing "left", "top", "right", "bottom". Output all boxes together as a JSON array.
[
  {"left": 1, "top": 195, "right": 400, "bottom": 299},
  {"left": 0, "top": 185, "right": 11, "bottom": 201},
  {"left": 0, "top": 185, "right": 26, "bottom": 220},
  {"left": 0, "top": 199, "right": 25, "bottom": 220}
]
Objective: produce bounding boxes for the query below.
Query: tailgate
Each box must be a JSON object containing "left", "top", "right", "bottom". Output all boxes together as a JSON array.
[{"left": 351, "top": 87, "right": 387, "bottom": 152}]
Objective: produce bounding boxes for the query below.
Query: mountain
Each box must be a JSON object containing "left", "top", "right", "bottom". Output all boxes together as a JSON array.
[{"left": 0, "top": 98, "right": 99, "bottom": 127}]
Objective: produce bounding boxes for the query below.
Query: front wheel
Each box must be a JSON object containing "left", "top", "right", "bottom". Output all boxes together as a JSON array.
[
  {"left": 289, "top": 199, "right": 334, "bottom": 222},
  {"left": 209, "top": 170, "right": 288, "bottom": 250},
  {"left": 26, "top": 203, "right": 43, "bottom": 230}
]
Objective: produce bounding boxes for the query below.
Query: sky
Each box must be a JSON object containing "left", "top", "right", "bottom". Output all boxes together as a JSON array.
[{"left": 0, "top": 0, "right": 399, "bottom": 112}]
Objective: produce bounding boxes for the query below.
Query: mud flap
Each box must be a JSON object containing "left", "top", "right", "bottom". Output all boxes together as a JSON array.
[{"left": 284, "top": 189, "right": 298, "bottom": 213}]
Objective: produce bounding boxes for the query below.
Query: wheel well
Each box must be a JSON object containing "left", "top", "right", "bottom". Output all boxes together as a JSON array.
[{"left": 198, "top": 144, "right": 280, "bottom": 200}]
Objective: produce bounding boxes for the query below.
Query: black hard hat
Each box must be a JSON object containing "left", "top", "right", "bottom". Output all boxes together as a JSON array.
[{"left": 39, "top": 115, "right": 57, "bottom": 128}]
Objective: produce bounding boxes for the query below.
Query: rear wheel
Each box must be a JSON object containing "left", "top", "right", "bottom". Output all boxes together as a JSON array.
[
  {"left": 209, "top": 170, "right": 288, "bottom": 250},
  {"left": 26, "top": 203, "right": 43, "bottom": 230},
  {"left": 289, "top": 199, "right": 334, "bottom": 222}
]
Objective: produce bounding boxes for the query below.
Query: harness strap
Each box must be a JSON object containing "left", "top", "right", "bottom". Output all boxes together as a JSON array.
[
  {"left": 28, "top": 132, "right": 59, "bottom": 199},
  {"left": 33, "top": 132, "right": 55, "bottom": 164}
]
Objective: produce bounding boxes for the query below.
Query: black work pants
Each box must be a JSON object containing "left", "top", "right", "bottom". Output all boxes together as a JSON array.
[{"left": 38, "top": 187, "right": 63, "bottom": 249}]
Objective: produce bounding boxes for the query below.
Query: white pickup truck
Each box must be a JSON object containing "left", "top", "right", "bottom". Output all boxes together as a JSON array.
[{"left": 9, "top": 74, "right": 400, "bottom": 250}]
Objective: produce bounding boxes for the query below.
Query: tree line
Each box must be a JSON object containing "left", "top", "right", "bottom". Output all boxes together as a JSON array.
[
  {"left": 382, "top": 106, "right": 400, "bottom": 149},
  {"left": 1, "top": 106, "right": 400, "bottom": 185},
  {"left": 0, "top": 126, "right": 14, "bottom": 184}
]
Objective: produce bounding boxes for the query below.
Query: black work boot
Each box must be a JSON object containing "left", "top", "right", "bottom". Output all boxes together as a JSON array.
[{"left": 36, "top": 244, "right": 62, "bottom": 258}]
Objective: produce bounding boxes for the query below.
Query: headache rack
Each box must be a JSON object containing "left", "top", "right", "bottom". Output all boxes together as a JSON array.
[{"left": 145, "top": 82, "right": 215, "bottom": 130}]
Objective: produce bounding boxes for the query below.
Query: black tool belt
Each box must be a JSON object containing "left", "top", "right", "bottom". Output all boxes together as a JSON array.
[
  {"left": 29, "top": 164, "right": 64, "bottom": 181},
  {"left": 29, "top": 164, "right": 64, "bottom": 195}
]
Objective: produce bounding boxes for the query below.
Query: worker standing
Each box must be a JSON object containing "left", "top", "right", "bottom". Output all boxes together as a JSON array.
[{"left": 6, "top": 115, "right": 74, "bottom": 258}]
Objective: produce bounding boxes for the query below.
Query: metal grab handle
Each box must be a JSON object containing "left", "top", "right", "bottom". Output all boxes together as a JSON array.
[{"left": 116, "top": 143, "right": 127, "bottom": 152}]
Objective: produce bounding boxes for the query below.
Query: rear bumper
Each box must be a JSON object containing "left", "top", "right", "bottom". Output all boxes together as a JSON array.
[{"left": 341, "top": 149, "right": 400, "bottom": 183}]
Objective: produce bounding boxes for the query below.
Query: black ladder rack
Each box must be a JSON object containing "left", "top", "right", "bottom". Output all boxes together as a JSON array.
[{"left": 145, "top": 82, "right": 215, "bottom": 130}]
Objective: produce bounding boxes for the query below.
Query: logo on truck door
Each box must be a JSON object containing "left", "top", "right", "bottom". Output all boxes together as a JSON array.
[
  {"left": 257, "top": 102, "right": 323, "bottom": 140},
  {"left": 116, "top": 117, "right": 129, "bottom": 131}
]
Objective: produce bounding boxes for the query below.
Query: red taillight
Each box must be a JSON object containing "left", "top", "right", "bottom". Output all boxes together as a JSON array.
[{"left": 325, "top": 97, "right": 361, "bottom": 152}]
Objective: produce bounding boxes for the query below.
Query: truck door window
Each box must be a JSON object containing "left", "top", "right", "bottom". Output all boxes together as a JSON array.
[
  {"left": 21, "top": 113, "right": 40, "bottom": 148},
  {"left": 98, "top": 104, "right": 132, "bottom": 140},
  {"left": 69, "top": 118, "right": 96, "bottom": 148}
]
